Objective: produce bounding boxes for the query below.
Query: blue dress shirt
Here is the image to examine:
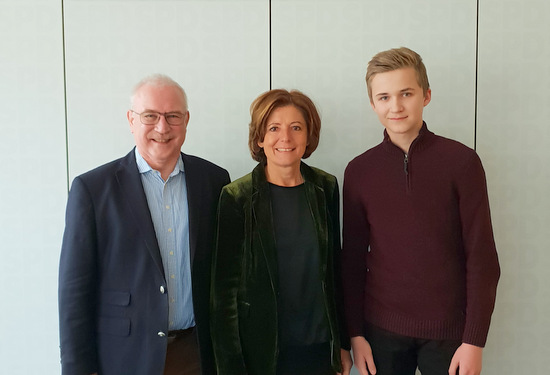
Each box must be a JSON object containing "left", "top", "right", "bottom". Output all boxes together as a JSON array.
[{"left": 135, "top": 149, "right": 195, "bottom": 330}]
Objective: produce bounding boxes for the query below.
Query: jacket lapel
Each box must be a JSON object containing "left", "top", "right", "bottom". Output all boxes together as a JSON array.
[
  {"left": 251, "top": 164, "right": 279, "bottom": 292},
  {"left": 302, "top": 163, "right": 329, "bottom": 278},
  {"left": 115, "top": 149, "right": 165, "bottom": 278},
  {"left": 181, "top": 153, "right": 198, "bottom": 266}
]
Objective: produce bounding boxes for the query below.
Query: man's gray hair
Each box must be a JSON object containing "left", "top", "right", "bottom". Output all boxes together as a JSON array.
[{"left": 130, "top": 74, "right": 188, "bottom": 110}]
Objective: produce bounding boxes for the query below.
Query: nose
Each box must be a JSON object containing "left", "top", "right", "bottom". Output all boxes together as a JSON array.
[
  {"left": 279, "top": 126, "right": 291, "bottom": 141},
  {"left": 390, "top": 97, "right": 404, "bottom": 112},
  {"left": 154, "top": 115, "right": 171, "bottom": 134}
]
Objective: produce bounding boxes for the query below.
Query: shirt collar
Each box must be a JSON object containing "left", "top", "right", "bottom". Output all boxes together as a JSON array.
[{"left": 134, "top": 148, "right": 184, "bottom": 177}]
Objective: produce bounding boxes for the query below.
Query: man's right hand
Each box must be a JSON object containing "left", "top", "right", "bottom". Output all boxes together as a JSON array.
[{"left": 351, "top": 336, "right": 377, "bottom": 375}]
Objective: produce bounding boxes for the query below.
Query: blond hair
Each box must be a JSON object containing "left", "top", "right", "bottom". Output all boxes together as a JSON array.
[{"left": 366, "top": 47, "right": 430, "bottom": 102}]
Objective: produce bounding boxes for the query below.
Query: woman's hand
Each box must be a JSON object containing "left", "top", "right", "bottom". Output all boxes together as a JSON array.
[{"left": 337, "top": 348, "right": 353, "bottom": 375}]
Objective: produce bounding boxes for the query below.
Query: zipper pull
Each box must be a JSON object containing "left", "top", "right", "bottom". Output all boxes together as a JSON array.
[{"left": 404, "top": 153, "right": 409, "bottom": 175}]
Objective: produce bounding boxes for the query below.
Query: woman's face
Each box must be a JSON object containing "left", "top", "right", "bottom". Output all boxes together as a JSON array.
[{"left": 258, "top": 105, "right": 308, "bottom": 171}]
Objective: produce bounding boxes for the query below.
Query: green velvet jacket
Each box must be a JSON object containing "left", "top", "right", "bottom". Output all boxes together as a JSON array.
[{"left": 211, "top": 162, "right": 348, "bottom": 375}]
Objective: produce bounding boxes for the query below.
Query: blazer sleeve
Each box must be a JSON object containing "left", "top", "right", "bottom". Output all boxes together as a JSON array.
[
  {"left": 58, "top": 176, "right": 99, "bottom": 375},
  {"left": 210, "top": 186, "right": 248, "bottom": 375}
]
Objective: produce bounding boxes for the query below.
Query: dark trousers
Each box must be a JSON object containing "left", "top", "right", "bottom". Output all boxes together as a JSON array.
[
  {"left": 164, "top": 327, "right": 201, "bottom": 375},
  {"left": 276, "top": 342, "right": 334, "bottom": 375},
  {"left": 365, "top": 323, "right": 461, "bottom": 375}
]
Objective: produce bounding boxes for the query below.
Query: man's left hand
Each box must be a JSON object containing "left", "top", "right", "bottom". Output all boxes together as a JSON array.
[{"left": 448, "top": 343, "right": 483, "bottom": 375}]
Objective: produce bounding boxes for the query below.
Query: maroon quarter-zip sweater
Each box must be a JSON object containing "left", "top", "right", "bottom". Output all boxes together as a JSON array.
[{"left": 342, "top": 123, "right": 500, "bottom": 347}]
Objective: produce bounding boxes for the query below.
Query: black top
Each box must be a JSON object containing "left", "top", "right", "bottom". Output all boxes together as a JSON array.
[{"left": 270, "top": 183, "right": 329, "bottom": 347}]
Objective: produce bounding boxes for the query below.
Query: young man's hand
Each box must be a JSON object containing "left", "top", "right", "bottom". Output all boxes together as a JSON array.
[
  {"left": 337, "top": 348, "right": 353, "bottom": 375},
  {"left": 448, "top": 343, "right": 483, "bottom": 375},
  {"left": 350, "top": 336, "right": 377, "bottom": 375}
]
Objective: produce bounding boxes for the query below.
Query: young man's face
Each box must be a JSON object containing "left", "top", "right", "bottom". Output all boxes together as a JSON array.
[{"left": 370, "top": 67, "right": 431, "bottom": 147}]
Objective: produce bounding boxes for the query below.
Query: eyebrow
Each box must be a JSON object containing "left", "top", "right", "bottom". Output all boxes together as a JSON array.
[
  {"left": 267, "top": 120, "right": 304, "bottom": 126},
  {"left": 374, "top": 87, "right": 416, "bottom": 97}
]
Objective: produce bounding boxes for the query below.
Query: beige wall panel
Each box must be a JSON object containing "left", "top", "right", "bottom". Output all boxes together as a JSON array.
[
  {"left": 477, "top": 1, "right": 550, "bottom": 374},
  {"left": 271, "top": 0, "right": 477, "bottom": 187},
  {"left": 0, "top": 1, "right": 66, "bottom": 373},
  {"left": 64, "top": 0, "right": 269, "bottom": 182}
]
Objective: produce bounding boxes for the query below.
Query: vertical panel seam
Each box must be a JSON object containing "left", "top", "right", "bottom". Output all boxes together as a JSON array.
[
  {"left": 61, "top": 0, "right": 70, "bottom": 193},
  {"left": 269, "top": 0, "right": 272, "bottom": 90},
  {"left": 474, "top": 0, "right": 479, "bottom": 151}
]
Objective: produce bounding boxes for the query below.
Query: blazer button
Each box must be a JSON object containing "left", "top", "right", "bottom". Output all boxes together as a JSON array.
[
  {"left": 160, "top": 286, "right": 165, "bottom": 294},
  {"left": 158, "top": 331, "right": 166, "bottom": 337}
]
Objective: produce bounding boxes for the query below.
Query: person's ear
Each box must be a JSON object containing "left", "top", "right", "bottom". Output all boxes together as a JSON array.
[
  {"left": 127, "top": 110, "right": 135, "bottom": 133},
  {"left": 183, "top": 111, "right": 190, "bottom": 128},
  {"left": 423, "top": 89, "right": 432, "bottom": 107}
]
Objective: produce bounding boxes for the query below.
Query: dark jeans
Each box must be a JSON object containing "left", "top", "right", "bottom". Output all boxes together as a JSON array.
[{"left": 365, "top": 323, "right": 461, "bottom": 375}]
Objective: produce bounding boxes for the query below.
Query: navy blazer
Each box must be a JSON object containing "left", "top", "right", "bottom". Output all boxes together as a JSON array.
[{"left": 59, "top": 149, "right": 230, "bottom": 375}]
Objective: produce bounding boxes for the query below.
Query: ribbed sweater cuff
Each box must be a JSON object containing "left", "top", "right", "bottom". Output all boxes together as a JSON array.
[{"left": 462, "top": 321, "right": 490, "bottom": 347}]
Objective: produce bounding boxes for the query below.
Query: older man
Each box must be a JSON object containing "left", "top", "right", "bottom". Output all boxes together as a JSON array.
[{"left": 59, "top": 75, "right": 230, "bottom": 375}]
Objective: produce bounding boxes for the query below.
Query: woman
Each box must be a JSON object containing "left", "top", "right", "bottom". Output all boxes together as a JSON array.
[{"left": 211, "top": 89, "right": 351, "bottom": 375}]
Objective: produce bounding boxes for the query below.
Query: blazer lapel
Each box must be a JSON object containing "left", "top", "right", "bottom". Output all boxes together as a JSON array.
[
  {"left": 302, "top": 164, "right": 329, "bottom": 278},
  {"left": 251, "top": 164, "right": 279, "bottom": 292},
  {"left": 181, "top": 153, "right": 199, "bottom": 266},
  {"left": 115, "top": 150, "right": 165, "bottom": 278}
]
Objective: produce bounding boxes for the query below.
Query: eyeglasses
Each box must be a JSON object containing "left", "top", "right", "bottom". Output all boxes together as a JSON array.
[{"left": 130, "top": 110, "right": 187, "bottom": 126}]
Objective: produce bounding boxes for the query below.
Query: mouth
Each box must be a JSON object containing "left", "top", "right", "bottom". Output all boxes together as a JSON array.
[
  {"left": 152, "top": 138, "right": 171, "bottom": 143},
  {"left": 388, "top": 116, "right": 407, "bottom": 121},
  {"left": 275, "top": 147, "right": 295, "bottom": 152}
]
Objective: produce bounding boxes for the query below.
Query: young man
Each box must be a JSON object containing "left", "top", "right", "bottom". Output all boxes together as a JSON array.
[{"left": 342, "top": 47, "right": 500, "bottom": 375}]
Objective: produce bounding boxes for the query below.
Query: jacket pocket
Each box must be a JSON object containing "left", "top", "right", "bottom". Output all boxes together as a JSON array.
[{"left": 97, "top": 290, "right": 131, "bottom": 336}]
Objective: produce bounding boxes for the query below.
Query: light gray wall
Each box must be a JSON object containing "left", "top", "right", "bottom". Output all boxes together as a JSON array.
[
  {"left": 0, "top": 0, "right": 548, "bottom": 373},
  {"left": 0, "top": 1, "right": 67, "bottom": 372},
  {"left": 477, "top": 0, "right": 550, "bottom": 372}
]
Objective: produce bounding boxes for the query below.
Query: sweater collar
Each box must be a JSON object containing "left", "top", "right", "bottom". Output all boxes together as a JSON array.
[{"left": 382, "top": 121, "right": 435, "bottom": 155}]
